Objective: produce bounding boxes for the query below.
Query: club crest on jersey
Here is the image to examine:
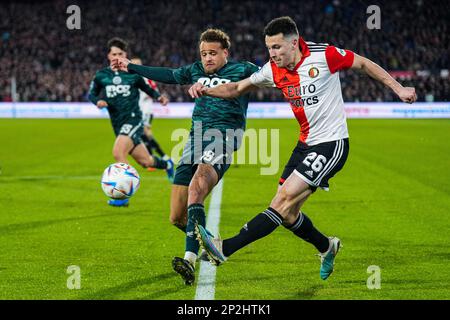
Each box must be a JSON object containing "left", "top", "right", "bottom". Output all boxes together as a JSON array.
[
  {"left": 112, "top": 76, "right": 122, "bottom": 85},
  {"left": 308, "top": 67, "right": 319, "bottom": 78},
  {"left": 336, "top": 48, "right": 346, "bottom": 56}
]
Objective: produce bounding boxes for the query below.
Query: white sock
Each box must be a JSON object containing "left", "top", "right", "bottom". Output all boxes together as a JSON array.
[{"left": 184, "top": 251, "right": 197, "bottom": 266}]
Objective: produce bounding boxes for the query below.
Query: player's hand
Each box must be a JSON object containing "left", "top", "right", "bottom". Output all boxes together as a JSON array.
[
  {"left": 97, "top": 100, "right": 108, "bottom": 108},
  {"left": 112, "top": 57, "right": 130, "bottom": 72},
  {"left": 158, "top": 95, "right": 169, "bottom": 106},
  {"left": 397, "top": 86, "right": 417, "bottom": 104},
  {"left": 188, "top": 82, "right": 208, "bottom": 99}
]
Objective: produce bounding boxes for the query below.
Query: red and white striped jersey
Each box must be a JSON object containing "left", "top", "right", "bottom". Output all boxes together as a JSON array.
[
  {"left": 250, "top": 37, "right": 354, "bottom": 146},
  {"left": 139, "top": 78, "right": 160, "bottom": 114}
]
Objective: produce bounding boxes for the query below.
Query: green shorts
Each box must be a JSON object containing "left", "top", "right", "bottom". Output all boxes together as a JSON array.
[
  {"left": 112, "top": 116, "right": 144, "bottom": 146},
  {"left": 173, "top": 131, "right": 241, "bottom": 186}
]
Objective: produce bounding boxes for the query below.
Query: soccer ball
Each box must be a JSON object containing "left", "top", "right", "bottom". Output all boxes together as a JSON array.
[{"left": 101, "top": 163, "right": 140, "bottom": 199}]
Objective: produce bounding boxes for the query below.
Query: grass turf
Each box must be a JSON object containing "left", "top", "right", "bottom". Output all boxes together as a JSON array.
[{"left": 0, "top": 118, "right": 448, "bottom": 299}]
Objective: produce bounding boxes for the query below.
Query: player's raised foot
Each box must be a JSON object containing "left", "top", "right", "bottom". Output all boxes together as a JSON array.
[
  {"left": 195, "top": 224, "right": 226, "bottom": 266},
  {"left": 318, "top": 237, "right": 341, "bottom": 280},
  {"left": 172, "top": 257, "right": 195, "bottom": 285},
  {"left": 165, "top": 158, "right": 174, "bottom": 183},
  {"left": 107, "top": 199, "right": 129, "bottom": 207},
  {"left": 197, "top": 229, "right": 215, "bottom": 262}
]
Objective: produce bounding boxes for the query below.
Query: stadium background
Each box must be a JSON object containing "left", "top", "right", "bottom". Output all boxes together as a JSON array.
[
  {"left": 0, "top": 0, "right": 448, "bottom": 103},
  {"left": 0, "top": 0, "right": 449, "bottom": 301}
]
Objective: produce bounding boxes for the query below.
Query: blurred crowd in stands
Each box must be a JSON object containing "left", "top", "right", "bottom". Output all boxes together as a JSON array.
[{"left": 0, "top": 0, "right": 448, "bottom": 102}]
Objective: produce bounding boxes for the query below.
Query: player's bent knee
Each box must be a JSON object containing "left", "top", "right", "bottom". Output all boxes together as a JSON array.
[
  {"left": 270, "top": 190, "right": 297, "bottom": 219},
  {"left": 113, "top": 151, "right": 126, "bottom": 163}
]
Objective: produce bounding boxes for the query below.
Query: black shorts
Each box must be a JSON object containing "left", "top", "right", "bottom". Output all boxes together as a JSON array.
[
  {"left": 280, "top": 138, "right": 349, "bottom": 191},
  {"left": 112, "top": 117, "right": 144, "bottom": 146},
  {"left": 173, "top": 131, "right": 240, "bottom": 186}
]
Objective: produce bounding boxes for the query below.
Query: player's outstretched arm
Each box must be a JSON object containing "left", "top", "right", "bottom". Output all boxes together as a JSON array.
[
  {"left": 137, "top": 76, "right": 162, "bottom": 101},
  {"left": 351, "top": 54, "right": 417, "bottom": 104},
  {"left": 188, "top": 78, "right": 256, "bottom": 99},
  {"left": 112, "top": 57, "right": 180, "bottom": 84}
]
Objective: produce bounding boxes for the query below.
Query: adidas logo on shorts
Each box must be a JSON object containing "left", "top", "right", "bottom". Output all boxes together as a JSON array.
[{"left": 305, "top": 170, "right": 314, "bottom": 178}]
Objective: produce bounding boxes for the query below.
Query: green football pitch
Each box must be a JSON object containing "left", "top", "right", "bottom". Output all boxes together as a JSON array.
[{"left": 0, "top": 118, "right": 449, "bottom": 300}]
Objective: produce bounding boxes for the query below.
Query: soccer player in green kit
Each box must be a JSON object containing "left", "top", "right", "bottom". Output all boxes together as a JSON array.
[
  {"left": 89, "top": 38, "right": 174, "bottom": 207},
  {"left": 112, "top": 29, "right": 259, "bottom": 285}
]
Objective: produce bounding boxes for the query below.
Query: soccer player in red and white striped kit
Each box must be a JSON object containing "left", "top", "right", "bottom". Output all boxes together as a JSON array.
[{"left": 189, "top": 16, "right": 417, "bottom": 280}]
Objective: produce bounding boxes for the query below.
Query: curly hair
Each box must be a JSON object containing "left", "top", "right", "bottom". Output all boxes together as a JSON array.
[{"left": 199, "top": 28, "right": 231, "bottom": 50}]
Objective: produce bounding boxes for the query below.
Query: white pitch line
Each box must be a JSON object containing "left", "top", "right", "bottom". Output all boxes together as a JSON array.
[{"left": 195, "top": 179, "right": 224, "bottom": 300}]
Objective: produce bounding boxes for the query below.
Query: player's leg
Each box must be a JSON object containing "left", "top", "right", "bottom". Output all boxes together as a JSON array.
[
  {"left": 223, "top": 139, "right": 348, "bottom": 256},
  {"left": 172, "top": 164, "right": 218, "bottom": 285},
  {"left": 183, "top": 164, "right": 218, "bottom": 263},
  {"left": 170, "top": 184, "right": 189, "bottom": 233},
  {"left": 140, "top": 112, "right": 154, "bottom": 154},
  {"left": 169, "top": 145, "right": 195, "bottom": 233},
  {"left": 169, "top": 162, "right": 213, "bottom": 235},
  {"left": 117, "top": 120, "right": 174, "bottom": 180},
  {"left": 196, "top": 139, "right": 345, "bottom": 266},
  {"left": 279, "top": 186, "right": 329, "bottom": 251},
  {"left": 112, "top": 135, "right": 134, "bottom": 163},
  {"left": 274, "top": 178, "right": 331, "bottom": 254},
  {"left": 227, "top": 173, "right": 338, "bottom": 280},
  {"left": 131, "top": 143, "right": 174, "bottom": 182},
  {"left": 173, "top": 133, "right": 234, "bottom": 284},
  {"left": 169, "top": 161, "right": 196, "bottom": 285},
  {"left": 141, "top": 126, "right": 154, "bottom": 156},
  {"left": 200, "top": 139, "right": 349, "bottom": 280},
  {"left": 108, "top": 135, "right": 135, "bottom": 207},
  {"left": 185, "top": 133, "right": 234, "bottom": 263},
  {"left": 195, "top": 172, "right": 312, "bottom": 265},
  {"left": 129, "top": 142, "right": 174, "bottom": 182},
  {"left": 195, "top": 142, "right": 309, "bottom": 261},
  {"left": 129, "top": 143, "right": 157, "bottom": 168},
  {"left": 282, "top": 139, "right": 349, "bottom": 250},
  {"left": 217, "top": 172, "right": 312, "bottom": 258}
]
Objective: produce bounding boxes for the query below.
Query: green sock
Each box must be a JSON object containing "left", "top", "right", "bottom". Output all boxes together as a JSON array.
[
  {"left": 152, "top": 156, "right": 168, "bottom": 169},
  {"left": 185, "top": 203, "right": 206, "bottom": 259}
]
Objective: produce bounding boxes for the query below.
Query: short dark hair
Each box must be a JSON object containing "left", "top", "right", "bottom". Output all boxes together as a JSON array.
[
  {"left": 107, "top": 37, "right": 128, "bottom": 53},
  {"left": 199, "top": 28, "right": 231, "bottom": 50},
  {"left": 263, "top": 16, "right": 299, "bottom": 38}
]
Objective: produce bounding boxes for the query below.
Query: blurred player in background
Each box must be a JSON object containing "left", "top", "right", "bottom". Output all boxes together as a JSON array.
[
  {"left": 130, "top": 57, "right": 171, "bottom": 172},
  {"left": 113, "top": 29, "right": 260, "bottom": 285},
  {"left": 191, "top": 16, "right": 417, "bottom": 280},
  {"left": 89, "top": 38, "right": 174, "bottom": 207}
]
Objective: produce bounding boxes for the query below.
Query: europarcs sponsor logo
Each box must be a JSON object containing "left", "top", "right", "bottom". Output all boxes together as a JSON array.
[{"left": 285, "top": 84, "right": 319, "bottom": 108}]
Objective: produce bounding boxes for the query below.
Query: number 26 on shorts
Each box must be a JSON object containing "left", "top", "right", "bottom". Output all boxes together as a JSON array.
[{"left": 303, "top": 152, "right": 327, "bottom": 172}]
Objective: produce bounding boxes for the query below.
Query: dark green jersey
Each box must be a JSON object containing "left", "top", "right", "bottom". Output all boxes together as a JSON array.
[
  {"left": 128, "top": 60, "right": 260, "bottom": 132},
  {"left": 88, "top": 67, "right": 160, "bottom": 125}
]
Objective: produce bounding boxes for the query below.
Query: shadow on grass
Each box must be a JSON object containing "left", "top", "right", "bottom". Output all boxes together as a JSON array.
[
  {"left": 289, "top": 285, "right": 323, "bottom": 300},
  {"left": 0, "top": 210, "right": 145, "bottom": 235},
  {"left": 80, "top": 272, "right": 186, "bottom": 299}
]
